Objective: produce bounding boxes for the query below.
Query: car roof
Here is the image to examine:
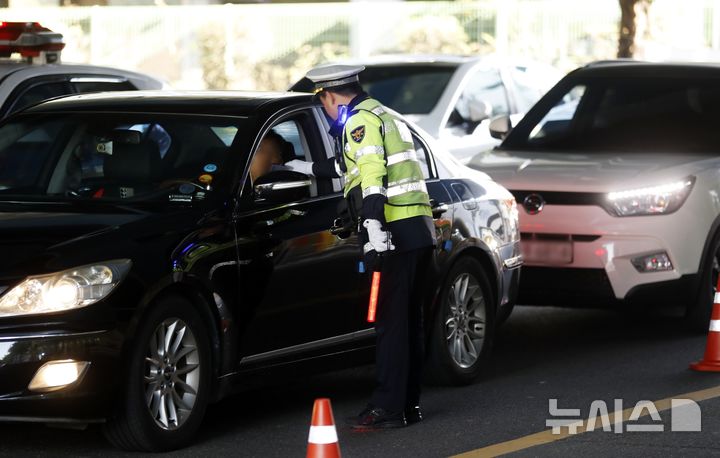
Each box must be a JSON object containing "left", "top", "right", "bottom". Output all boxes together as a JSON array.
[
  {"left": 0, "top": 61, "right": 165, "bottom": 89},
  {"left": 0, "top": 62, "right": 30, "bottom": 79},
  {"left": 22, "top": 90, "right": 313, "bottom": 116},
  {"left": 326, "top": 54, "right": 480, "bottom": 67},
  {"left": 319, "top": 54, "right": 558, "bottom": 69},
  {"left": 572, "top": 60, "right": 720, "bottom": 78}
]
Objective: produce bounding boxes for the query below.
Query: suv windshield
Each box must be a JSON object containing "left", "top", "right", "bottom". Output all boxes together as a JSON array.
[
  {"left": 0, "top": 113, "right": 244, "bottom": 203},
  {"left": 292, "top": 64, "right": 457, "bottom": 114},
  {"left": 505, "top": 77, "right": 720, "bottom": 153}
]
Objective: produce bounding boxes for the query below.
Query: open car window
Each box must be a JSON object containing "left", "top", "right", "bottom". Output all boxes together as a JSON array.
[{"left": 245, "top": 110, "right": 333, "bottom": 203}]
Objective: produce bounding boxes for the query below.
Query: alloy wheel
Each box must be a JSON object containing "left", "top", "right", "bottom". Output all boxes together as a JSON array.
[
  {"left": 144, "top": 318, "right": 200, "bottom": 430},
  {"left": 445, "top": 272, "right": 487, "bottom": 369}
]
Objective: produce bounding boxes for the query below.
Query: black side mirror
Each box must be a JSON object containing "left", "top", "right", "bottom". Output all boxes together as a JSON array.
[
  {"left": 253, "top": 170, "right": 311, "bottom": 204},
  {"left": 489, "top": 115, "right": 512, "bottom": 140}
]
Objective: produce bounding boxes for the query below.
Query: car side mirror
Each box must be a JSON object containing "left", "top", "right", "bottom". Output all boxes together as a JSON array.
[
  {"left": 489, "top": 115, "right": 512, "bottom": 140},
  {"left": 467, "top": 98, "right": 492, "bottom": 123},
  {"left": 253, "top": 170, "right": 311, "bottom": 204}
]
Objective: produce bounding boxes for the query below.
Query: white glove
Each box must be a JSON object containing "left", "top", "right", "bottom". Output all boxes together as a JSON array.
[
  {"left": 363, "top": 219, "right": 395, "bottom": 253},
  {"left": 284, "top": 159, "right": 314, "bottom": 176}
]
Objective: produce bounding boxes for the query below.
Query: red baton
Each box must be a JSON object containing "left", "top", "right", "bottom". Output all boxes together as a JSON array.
[{"left": 367, "top": 270, "right": 381, "bottom": 322}]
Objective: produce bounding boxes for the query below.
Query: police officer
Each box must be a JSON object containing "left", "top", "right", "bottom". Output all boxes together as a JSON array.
[{"left": 297, "top": 65, "right": 435, "bottom": 429}]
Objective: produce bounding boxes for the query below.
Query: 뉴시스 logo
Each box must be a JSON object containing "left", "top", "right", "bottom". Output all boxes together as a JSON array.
[{"left": 546, "top": 398, "right": 701, "bottom": 434}]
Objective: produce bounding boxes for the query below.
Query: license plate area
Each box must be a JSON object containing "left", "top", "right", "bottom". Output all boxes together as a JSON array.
[{"left": 521, "top": 239, "right": 573, "bottom": 265}]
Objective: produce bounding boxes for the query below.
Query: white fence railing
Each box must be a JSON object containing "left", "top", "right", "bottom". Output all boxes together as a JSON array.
[{"left": 1, "top": 0, "right": 718, "bottom": 90}]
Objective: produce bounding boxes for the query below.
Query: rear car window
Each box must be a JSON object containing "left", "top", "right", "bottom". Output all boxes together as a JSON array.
[
  {"left": 11, "top": 82, "right": 71, "bottom": 115},
  {"left": 291, "top": 64, "right": 457, "bottom": 115}
]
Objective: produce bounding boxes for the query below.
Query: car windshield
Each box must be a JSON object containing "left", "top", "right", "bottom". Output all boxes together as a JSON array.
[
  {"left": 292, "top": 64, "right": 457, "bottom": 114},
  {"left": 0, "top": 113, "right": 244, "bottom": 203},
  {"left": 505, "top": 77, "right": 720, "bottom": 153}
]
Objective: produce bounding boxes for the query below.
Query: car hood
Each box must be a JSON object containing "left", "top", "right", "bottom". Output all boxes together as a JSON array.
[
  {"left": 470, "top": 149, "right": 719, "bottom": 192},
  {"left": 0, "top": 203, "right": 203, "bottom": 279},
  {"left": 0, "top": 210, "right": 142, "bottom": 271}
]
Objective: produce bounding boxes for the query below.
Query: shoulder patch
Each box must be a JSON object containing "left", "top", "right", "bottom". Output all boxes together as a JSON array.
[{"left": 350, "top": 125, "right": 365, "bottom": 143}]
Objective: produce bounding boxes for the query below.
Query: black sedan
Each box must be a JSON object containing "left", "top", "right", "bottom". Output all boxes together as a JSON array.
[{"left": 0, "top": 91, "right": 521, "bottom": 451}]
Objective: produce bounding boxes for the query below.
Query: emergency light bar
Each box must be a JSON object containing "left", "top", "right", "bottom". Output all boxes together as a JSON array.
[{"left": 0, "top": 22, "right": 65, "bottom": 63}]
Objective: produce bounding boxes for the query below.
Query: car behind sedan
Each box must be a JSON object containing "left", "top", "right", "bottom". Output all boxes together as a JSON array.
[
  {"left": 290, "top": 55, "right": 561, "bottom": 164},
  {"left": 0, "top": 90, "right": 520, "bottom": 450},
  {"left": 474, "top": 61, "right": 720, "bottom": 330},
  {"left": 0, "top": 21, "right": 164, "bottom": 120}
]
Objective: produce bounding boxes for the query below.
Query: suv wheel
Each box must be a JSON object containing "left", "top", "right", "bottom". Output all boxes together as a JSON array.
[
  {"left": 687, "top": 232, "right": 720, "bottom": 333},
  {"left": 425, "top": 257, "right": 494, "bottom": 385},
  {"left": 103, "top": 295, "right": 211, "bottom": 451}
]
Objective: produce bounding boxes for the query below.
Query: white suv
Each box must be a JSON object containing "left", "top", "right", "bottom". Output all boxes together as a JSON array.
[{"left": 474, "top": 61, "right": 720, "bottom": 330}]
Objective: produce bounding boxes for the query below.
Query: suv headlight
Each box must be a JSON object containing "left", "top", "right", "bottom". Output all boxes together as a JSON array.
[
  {"left": 606, "top": 177, "right": 695, "bottom": 217},
  {"left": 0, "top": 260, "right": 131, "bottom": 317}
]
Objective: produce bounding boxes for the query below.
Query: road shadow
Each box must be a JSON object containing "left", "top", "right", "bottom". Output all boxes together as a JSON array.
[{"left": 0, "top": 305, "right": 707, "bottom": 456}]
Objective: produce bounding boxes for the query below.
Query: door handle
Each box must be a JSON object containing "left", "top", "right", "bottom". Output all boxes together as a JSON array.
[
  {"left": 431, "top": 200, "right": 449, "bottom": 217},
  {"left": 254, "top": 208, "right": 307, "bottom": 229}
]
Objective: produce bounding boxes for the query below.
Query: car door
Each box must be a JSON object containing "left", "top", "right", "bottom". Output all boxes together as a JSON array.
[{"left": 235, "top": 107, "right": 366, "bottom": 362}]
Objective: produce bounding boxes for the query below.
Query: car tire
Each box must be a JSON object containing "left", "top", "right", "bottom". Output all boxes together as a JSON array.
[
  {"left": 425, "top": 256, "right": 495, "bottom": 386},
  {"left": 496, "top": 303, "right": 515, "bottom": 327},
  {"left": 686, "top": 231, "right": 720, "bottom": 333},
  {"left": 103, "top": 295, "right": 212, "bottom": 451}
]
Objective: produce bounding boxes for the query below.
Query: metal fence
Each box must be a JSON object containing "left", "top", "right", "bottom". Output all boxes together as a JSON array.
[{"left": 1, "top": 0, "right": 718, "bottom": 90}]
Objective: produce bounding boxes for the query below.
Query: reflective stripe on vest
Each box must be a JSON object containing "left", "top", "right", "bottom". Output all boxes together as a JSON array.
[
  {"left": 363, "top": 186, "right": 387, "bottom": 198},
  {"left": 355, "top": 145, "right": 385, "bottom": 160},
  {"left": 387, "top": 180, "right": 427, "bottom": 198},
  {"left": 386, "top": 149, "right": 417, "bottom": 167}
]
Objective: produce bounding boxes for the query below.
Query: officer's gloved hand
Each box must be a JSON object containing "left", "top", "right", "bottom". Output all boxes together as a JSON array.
[
  {"left": 363, "top": 219, "right": 395, "bottom": 253},
  {"left": 284, "top": 159, "right": 314, "bottom": 176}
]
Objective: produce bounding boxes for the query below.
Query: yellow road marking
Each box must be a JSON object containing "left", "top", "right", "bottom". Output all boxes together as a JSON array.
[{"left": 451, "top": 384, "right": 720, "bottom": 458}]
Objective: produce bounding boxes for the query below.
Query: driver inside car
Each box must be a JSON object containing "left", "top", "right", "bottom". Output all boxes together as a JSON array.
[{"left": 249, "top": 130, "right": 296, "bottom": 184}]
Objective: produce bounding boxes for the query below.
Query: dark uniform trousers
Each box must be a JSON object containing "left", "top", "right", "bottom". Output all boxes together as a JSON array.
[{"left": 370, "top": 246, "right": 433, "bottom": 412}]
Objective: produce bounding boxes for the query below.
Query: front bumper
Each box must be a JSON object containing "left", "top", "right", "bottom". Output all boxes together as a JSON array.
[
  {"left": 0, "top": 329, "right": 123, "bottom": 422},
  {"left": 517, "top": 201, "right": 710, "bottom": 300}
]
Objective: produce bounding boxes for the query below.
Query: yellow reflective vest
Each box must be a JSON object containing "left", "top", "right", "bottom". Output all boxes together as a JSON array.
[{"left": 341, "top": 98, "right": 431, "bottom": 223}]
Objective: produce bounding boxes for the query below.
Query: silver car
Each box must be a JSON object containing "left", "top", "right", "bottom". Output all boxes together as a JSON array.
[{"left": 291, "top": 54, "right": 561, "bottom": 163}]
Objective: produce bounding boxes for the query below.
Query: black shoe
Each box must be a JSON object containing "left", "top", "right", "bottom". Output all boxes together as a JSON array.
[
  {"left": 405, "top": 405, "right": 423, "bottom": 424},
  {"left": 346, "top": 404, "right": 407, "bottom": 430}
]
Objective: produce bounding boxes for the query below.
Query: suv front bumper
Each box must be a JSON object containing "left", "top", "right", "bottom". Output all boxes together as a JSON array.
[{"left": 517, "top": 201, "right": 709, "bottom": 303}]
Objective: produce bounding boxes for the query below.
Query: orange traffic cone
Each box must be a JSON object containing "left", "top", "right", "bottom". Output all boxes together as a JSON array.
[
  {"left": 690, "top": 280, "right": 720, "bottom": 372},
  {"left": 306, "top": 398, "right": 341, "bottom": 458}
]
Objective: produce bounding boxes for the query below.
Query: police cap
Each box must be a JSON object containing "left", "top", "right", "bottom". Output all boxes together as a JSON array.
[{"left": 305, "top": 64, "right": 365, "bottom": 95}]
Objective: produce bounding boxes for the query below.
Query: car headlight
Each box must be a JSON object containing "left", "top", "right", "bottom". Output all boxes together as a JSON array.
[
  {"left": 606, "top": 177, "right": 695, "bottom": 217},
  {"left": 0, "top": 259, "right": 131, "bottom": 317}
]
